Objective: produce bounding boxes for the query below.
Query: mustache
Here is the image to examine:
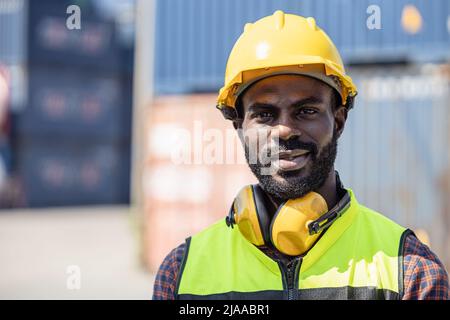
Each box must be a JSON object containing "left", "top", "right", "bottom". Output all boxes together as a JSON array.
[
  {"left": 264, "top": 138, "right": 318, "bottom": 159},
  {"left": 243, "top": 134, "right": 319, "bottom": 167}
]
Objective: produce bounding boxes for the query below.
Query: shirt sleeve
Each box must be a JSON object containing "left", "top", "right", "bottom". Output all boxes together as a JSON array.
[
  {"left": 152, "top": 242, "right": 186, "bottom": 300},
  {"left": 402, "top": 234, "right": 449, "bottom": 300}
]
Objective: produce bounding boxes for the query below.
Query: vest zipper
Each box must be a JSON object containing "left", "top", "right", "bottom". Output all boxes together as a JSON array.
[{"left": 279, "top": 257, "right": 302, "bottom": 300}]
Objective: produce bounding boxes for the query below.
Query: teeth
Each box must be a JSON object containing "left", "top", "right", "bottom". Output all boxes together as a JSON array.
[
  {"left": 275, "top": 149, "right": 309, "bottom": 160},
  {"left": 291, "top": 150, "right": 309, "bottom": 157}
]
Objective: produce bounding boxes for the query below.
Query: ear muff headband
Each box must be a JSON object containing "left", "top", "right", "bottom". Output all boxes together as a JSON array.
[
  {"left": 308, "top": 191, "right": 351, "bottom": 235},
  {"left": 251, "top": 185, "right": 273, "bottom": 244}
]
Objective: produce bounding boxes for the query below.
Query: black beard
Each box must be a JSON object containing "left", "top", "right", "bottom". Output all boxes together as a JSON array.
[{"left": 245, "top": 131, "right": 338, "bottom": 202}]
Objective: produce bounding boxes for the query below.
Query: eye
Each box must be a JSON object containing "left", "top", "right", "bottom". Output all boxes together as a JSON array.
[
  {"left": 252, "top": 111, "right": 274, "bottom": 121},
  {"left": 296, "top": 107, "right": 318, "bottom": 117}
]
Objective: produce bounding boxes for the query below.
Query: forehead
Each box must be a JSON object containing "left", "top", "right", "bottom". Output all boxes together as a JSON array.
[{"left": 241, "top": 74, "right": 333, "bottom": 106}]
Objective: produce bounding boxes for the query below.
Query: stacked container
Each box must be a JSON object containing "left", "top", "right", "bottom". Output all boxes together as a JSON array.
[
  {"left": 0, "top": 0, "right": 27, "bottom": 208},
  {"left": 15, "top": 0, "right": 133, "bottom": 207},
  {"left": 154, "top": 0, "right": 450, "bottom": 94},
  {"left": 337, "top": 64, "right": 450, "bottom": 269},
  {"left": 143, "top": 94, "right": 257, "bottom": 271}
]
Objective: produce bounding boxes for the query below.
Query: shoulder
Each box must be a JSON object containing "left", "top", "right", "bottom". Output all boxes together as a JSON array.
[
  {"left": 403, "top": 234, "right": 449, "bottom": 300},
  {"left": 151, "top": 220, "right": 226, "bottom": 300},
  {"left": 191, "top": 219, "right": 228, "bottom": 240},
  {"left": 152, "top": 242, "right": 186, "bottom": 300},
  {"left": 354, "top": 203, "right": 407, "bottom": 237},
  {"left": 357, "top": 203, "right": 401, "bottom": 226}
]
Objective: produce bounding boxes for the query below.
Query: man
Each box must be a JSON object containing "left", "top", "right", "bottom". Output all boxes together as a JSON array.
[{"left": 153, "top": 11, "right": 448, "bottom": 300}]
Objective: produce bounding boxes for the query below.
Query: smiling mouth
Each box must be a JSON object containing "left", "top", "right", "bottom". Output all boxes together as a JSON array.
[
  {"left": 275, "top": 149, "right": 310, "bottom": 160},
  {"left": 271, "top": 149, "right": 311, "bottom": 172}
]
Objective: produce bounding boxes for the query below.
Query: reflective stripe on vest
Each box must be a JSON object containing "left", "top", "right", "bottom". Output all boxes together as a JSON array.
[{"left": 176, "top": 189, "right": 409, "bottom": 300}]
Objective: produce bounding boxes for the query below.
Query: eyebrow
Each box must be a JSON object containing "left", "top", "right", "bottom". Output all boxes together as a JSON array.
[{"left": 247, "top": 96, "right": 324, "bottom": 112}]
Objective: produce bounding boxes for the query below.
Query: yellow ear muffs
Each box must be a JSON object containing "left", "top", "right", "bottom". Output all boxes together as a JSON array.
[
  {"left": 227, "top": 183, "right": 350, "bottom": 256},
  {"left": 231, "top": 185, "right": 265, "bottom": 246},
  {"left": 270, "top": 192, "right": 328, "bottom": 256}
]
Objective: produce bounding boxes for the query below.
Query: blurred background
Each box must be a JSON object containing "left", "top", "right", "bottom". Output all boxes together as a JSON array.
[{"left": 0, "top": 0, "right": 449, "bottom": 299}]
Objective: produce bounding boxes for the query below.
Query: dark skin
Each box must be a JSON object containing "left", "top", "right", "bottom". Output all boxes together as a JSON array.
[{"left": 236, "top": 74, "right": 348, "bottom": 212}]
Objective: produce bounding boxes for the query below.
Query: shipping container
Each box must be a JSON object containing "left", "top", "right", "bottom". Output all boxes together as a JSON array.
[
  {"left": 142, "top": 94, "right": 257, "bottom": 272},
  {"left": 19, "top": 66, "right": 132, "bottom": 141},
  {"left": 337, "top": 63, "right": 450, "bottom": 269},
  {"left": 27, "top": 0, "right": 132, "bottom": 73},
  {"left": 154, "top": 0, "right": 450, "bottom": 95},
  {"left": 0, "top": 141, "right": 11, "bottom": 180},
  {"left": 17, "top": 138, "right": 130, "bottom": 207},
  {"left": 0, "top": 63, "right": 12, "bottom": 202},
  {"left": 0, "top": 0, "right": 135, "bottom": 71},
  {"left": 1, "top": 64, "right": 27, "bottom": 114},
  {"left": 0, "top": 0, "right": 135, "bottom": 209},
  {"left": 0, "top": 0, "right": 27, "bottom": 64}
]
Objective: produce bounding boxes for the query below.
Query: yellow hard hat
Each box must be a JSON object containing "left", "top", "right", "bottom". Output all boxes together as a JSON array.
[{"left": 217, "top": 10, "right": 358, "bottom": 120}]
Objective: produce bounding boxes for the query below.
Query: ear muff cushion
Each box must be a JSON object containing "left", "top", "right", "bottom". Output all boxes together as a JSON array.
[
  {"left": 251, "top": 185, "right": 274, "bottom": 244},
  {"left": 269, "top": 193, "right": 327, "bottom": 256},
  {"left": 233, "top": 185, "right": 265, "bottom": 245}
]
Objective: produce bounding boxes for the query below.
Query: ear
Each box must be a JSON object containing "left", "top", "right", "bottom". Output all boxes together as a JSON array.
[
  {"left": 334, "top": 106, "right": 348, "bottom": 139},
  {"left": 232, "top": 120, "right": 242, "bottom": 130},
  {"left": 234, "top": 120, "right": 245, "bottom": 148}
]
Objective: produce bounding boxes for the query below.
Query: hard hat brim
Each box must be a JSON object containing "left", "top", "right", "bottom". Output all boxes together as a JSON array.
[{"left": 217, "top": 62, "right": 357, "bottom": 110}]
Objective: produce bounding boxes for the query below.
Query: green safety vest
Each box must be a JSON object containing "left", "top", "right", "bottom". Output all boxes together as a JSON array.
[{"left": 176, "top": 189, "right": 411, "bottom": 300}]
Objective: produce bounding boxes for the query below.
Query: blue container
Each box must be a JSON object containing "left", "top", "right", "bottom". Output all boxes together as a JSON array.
[
  {"left": 301, "top": 0, "right": 450, "bottom": 63},
  {"left": 27, "top": 0, "right": 128, "bottom": 72},
  {"left": 0, "top": 0, "right": 27, "bottom": 64},
  {"left": 154, "top": 0, "right": 450, "bottom": 95},
  {"left": 19, "top": 66, "right": 132, "bottom": 141},
  {"left": 0, "top": 140, "right": 11, "bottom": 176},
  {"left": 335, "top": 63, "right": 450, "bottom": 263},
  {"left": 17, "top": 138, "right": 130, "bottom": 207}
]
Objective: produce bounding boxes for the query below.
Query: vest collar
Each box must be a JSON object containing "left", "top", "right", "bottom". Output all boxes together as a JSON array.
[
  {"left": 300, "top": 188, "right": 359, "bottom": 272},
  {"left": 231, "top": 224, "right": 282, "bottom": 276}
]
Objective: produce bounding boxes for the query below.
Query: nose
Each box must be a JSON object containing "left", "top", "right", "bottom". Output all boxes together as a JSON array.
[{"left": 271, "top": 115, "right": 301, "bottom": 141}]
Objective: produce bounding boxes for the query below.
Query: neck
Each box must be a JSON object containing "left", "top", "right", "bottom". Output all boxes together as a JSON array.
[
  {"left": 266, "top": 168, "right": 339, "bottom": 211},
  {"left": 314, "top": 168, "right": 339, "bottom": 210}
]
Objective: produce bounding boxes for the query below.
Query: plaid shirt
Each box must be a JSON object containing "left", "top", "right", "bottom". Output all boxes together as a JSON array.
[{"left": 152, "top": 232, "right": 449, "bottom": 300}]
